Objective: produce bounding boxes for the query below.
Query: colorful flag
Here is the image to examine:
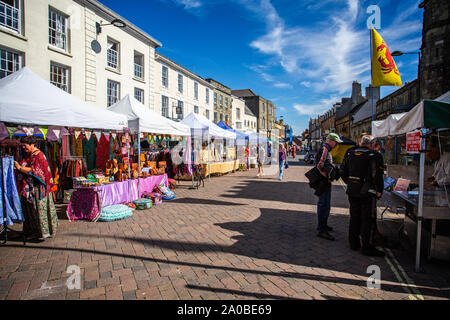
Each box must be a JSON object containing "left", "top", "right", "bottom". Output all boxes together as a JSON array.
[{"left": 371, "top": 27, "right": 402, "bottom": 87}]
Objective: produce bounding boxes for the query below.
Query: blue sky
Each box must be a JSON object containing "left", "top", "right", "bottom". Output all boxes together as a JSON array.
[{"left": 99, "top": 0, "right": 423, "bottom": 135}]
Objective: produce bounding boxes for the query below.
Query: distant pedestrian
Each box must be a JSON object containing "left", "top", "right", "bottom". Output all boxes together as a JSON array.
[
  {"left": 245, "top": 146, "right": 250, "bottom": 171},
  {"left": 314, "top": 133, "right": 343, "bottom": 241},
  {"left": 278, "top": 144, "right": 286, "bottom": 180},
  {"left": 256, "top": 144, "right": 265, "bottom": 177},
  {"left": 292, "top": 145, "right": 297, "bottom": 159}
]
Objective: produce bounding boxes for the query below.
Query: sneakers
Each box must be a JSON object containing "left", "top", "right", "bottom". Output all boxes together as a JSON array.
[
  {"left": 362, "top": 247, "right": 385, "bottom": 257},
  {"left": 317, "top": 231, "right": 335, "bottom": 241}
]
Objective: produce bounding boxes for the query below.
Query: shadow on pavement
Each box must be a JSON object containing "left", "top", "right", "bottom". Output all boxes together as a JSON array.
[
  {"left": 169, "top": 197, "right": 245, "bottom": 207},
  {"left": 185, "top": 284, "right": 300, "bottom": 300}
]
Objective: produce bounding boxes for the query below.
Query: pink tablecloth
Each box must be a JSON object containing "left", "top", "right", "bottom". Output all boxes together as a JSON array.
[
  {"left": 93, "top": 174, "right": 168, "bottom": 208},
  {"left": 67, "top": 175, "right": 168, "bottom": 221}
]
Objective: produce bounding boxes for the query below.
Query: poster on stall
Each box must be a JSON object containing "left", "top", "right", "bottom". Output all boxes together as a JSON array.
[
  {"left": 393, "top": 178, "right": 410, "bottom": 192},
  {"left": 406, "top": 130, "right": 421, "bottom": 154}
]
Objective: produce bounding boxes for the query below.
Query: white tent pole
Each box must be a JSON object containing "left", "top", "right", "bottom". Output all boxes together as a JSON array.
[
  {"left": 138, "top": 129, "right": 141, "bottom": 199},
  {"left": 127, "top": 134, "right": 132, "bottom": 203},
  {"left": 415, "top": 129, "right": 426, "bottom": 272},
  {"left": 208, "top": 134, "right": 211, "bottom": 182}
]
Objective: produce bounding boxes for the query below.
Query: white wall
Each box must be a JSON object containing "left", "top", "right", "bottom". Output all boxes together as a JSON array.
[
  {"left": 154, "top": 57, "right": 213, "bottom": 121},
  {"left": 0, "top": 0, "right": 159, "bottom": 110}
]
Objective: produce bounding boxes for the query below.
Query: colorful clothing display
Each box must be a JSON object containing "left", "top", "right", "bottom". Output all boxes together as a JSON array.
[
  {"left": 66, "top": 189, "right": 101, "bottom": 222},
  {"left": 83, "top": 136, "right": 97, "bottom": 171},
  {"left": 0, "top": 156, "right": 23, "bottom": 226},
  {"left": 96, "top": 134, "right": 110, "bottom": 171},
  {"left": 73, "top": 137, "right": 84, "bottom": 157}
]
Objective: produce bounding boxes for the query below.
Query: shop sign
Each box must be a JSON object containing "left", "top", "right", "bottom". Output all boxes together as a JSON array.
[{"left": 406, "top": 130, "right": 421, "bottom": 154}]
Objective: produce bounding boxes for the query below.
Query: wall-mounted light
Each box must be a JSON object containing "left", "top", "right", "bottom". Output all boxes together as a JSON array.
[{"left": 96, "top": 19, "right": 127, "bottom": 35}]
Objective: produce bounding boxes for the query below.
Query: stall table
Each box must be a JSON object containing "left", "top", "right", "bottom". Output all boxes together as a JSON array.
[
  {"left": 202, "top": 160, "right": 239, "bottom": 176},
  {"left": 389, "top": 189, "right": 450, "bottom": 261},
  {"left": 66, "top": 174, "right": 168, "bottom": 222}
]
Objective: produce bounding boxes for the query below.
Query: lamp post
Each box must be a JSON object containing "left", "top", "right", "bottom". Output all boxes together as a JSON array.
[{"left": 391, "top": 50, "right": 422, "bottom": 100}]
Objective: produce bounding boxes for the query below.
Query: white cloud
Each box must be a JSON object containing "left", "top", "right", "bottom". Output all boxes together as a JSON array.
[
  {"left": 293, "top": 96, "right": 340, "bottom": 116},
  {"left": 176, "top": 0, "right": 202, "bottom": 9},
  {"left": 248, "top": 64, "right": 292, "bottom": 89},
  {"left": 301, "top": 81, "right": 311, "bottom": 88}
]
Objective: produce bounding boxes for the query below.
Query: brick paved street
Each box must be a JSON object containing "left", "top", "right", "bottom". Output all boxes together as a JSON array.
[{"left": 1, "top": 157, "right": 449, "bottom": 300}]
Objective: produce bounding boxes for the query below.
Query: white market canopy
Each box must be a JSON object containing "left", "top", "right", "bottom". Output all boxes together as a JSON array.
[
  {"left": 0, "top": 67, "right": 128, "bottom": 130},
  {"left": 372, "top": 97, "right": 450, "bottom": 138},
  {"left": 108, "top": 94, "right": 190, "bottom": 136},
  {"left": 181, "top": 112, "right": 236, "bottom": 139},
  {"left": 244, "top": 130, "right": 268, "bottom": 144}
]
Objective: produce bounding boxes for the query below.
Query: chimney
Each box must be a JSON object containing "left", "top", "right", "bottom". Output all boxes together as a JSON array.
[
  {"left": 351, "top": 81, "right": 362, "bottom": 105},
  {"left": 365, "top": 86, "right": 380, "bottom": 102}
]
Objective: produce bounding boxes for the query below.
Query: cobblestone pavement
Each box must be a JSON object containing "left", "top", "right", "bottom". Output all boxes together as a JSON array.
[{"left": 1, "top": 157, "right": 449, "bottom": 300}]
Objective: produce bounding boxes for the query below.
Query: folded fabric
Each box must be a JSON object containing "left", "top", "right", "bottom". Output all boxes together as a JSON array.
[
  {"left": 98, "top": 204, "right": 133, "bottom": 222},
  {"left": 66, "top": 189, "right": 101, "bottom": 222}
]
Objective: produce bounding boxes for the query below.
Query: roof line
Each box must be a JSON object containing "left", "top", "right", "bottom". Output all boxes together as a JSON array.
[{"left": 83, "top": 0, "right": 162, "bottom": 48}]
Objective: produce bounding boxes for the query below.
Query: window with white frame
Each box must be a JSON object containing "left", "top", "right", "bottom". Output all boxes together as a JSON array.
[
  {"left": 206, "top": 88, "right": 209, "bottom": 104},
  {"left": 236, "top": 122, "right": 242, "bottom": 130},
  {"left": 220, "top": 114, "right": 223, "bottom": 122},
  {"left": 194, "top": 82, "right": 198, "bottom": 100},
  {"left": 134, "top": 88, "right": 144, "bottom": 104},
  {"left": 0, "top": 47, "right": 21, "bottom": 79},
  {"left": 161, "top": 95, "right": 169, "bottom": 118},
  {"left": 263, "top": 103, "right": 265, "bottom": 113},
  {"left": 178, "top": 74, "right": 183, "bottom": 93},
  {"left": 49, "top": 7, "right": 69, "bottom": 51},
  {"left": 0, "top": 0, "right": 21, "bottom": 34},
  {"left": 205, "top": 110, "right": 210, "bottom": 120},
  {"left": 194, "top": 105, "right": 199, "bottom": 114},
  {"left": 107, "top": 80, "right": 120, "bottom": 107},
  {"left": 236, "top": 108, "right": 241, "bottom": 120},
  {"left": 219, "top": 95, "right": 223, "bottom": 105},
  {"left": 134, "top": 52, "right": 144, "bottom": 79},
  {"left": 214, "top": 112, "right": 217, "bottom": 123},
  {"left": 176, "top": 100, "right": 184, "bottom": 120},
  {"left": 225, "top": 97, "right": 228, "bottom": 107},
  {"left": 50, "top": 62, "right": 70, "bottom": 92},
  {"left": 214, "top": 92, "right": 217, "bottom": 104},
  {"left": 161, "top": 65, "right": 168, "bottom": 87},
  {"left": 262, "top": 117, "right": 265, "bottom": 129},
  {"left": 107, "top": 38, "right": 119, "bottom": 70}
]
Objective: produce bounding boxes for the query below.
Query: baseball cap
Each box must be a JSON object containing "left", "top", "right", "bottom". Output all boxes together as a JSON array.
[{"left": 327, "top": 133, "right": 343, "bottom": 143}]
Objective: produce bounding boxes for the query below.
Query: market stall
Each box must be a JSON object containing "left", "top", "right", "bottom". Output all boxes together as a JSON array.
[
  {"left": 108, "top": 94, "right": 190, "bottom": 194},
  {"left": 0, "top": 68, "right": 152, "bottom": 229},
  {"left": 181, "top": 113, "right": 236, "bottom": 177},
  {"left": 372, "top": 99, "right": 450, "bottom": 271}
]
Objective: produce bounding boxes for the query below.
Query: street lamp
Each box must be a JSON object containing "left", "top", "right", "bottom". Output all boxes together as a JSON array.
[
  {"left": 96, "top": 19, "right": 127, "bottom": 35},
  {"left": 391, "top": 50, "right": 422, "bottom": 100}
]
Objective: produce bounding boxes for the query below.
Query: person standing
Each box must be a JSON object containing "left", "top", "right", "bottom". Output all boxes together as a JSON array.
[
  {"left": 245, "top": 145, "right": 250, "bottom": 171},
  {"left": 314, "top": 133, "right": 343, "bottom": 240},
  {"left": 278, "top": 144, "right": 286, "bottom": 180},
  {"left": 340, "top": 135, "right": 385, "bottom": 257},
  {"left": 14, "top": 136, "right": 58, "bottom": 241},
  {"left": 256, "top": 144, "right": 265, "bottom": 177},
  {"left": 292, "top": 145, "right": 296, "bottom": 159}
]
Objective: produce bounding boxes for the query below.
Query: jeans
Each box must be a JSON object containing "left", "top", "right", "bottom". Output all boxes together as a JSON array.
[
  {"left": 247, "top": 157, "right": 250, "bottom": 170},
  {"left": 317, "top": 183, "right": 331, "bottom": 232},
  {"left": 279, "top": 159, "right": 285, "bottom": 179}
]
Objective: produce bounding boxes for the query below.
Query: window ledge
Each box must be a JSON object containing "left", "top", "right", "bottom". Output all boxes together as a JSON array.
[
  {"left": 0, "top": 27, "right": 27, "bottom": 41},
  {"left": 133, "top": 76, "right": 146, "bottom": 84},
  {"left": 48, "top": 45, "right": 72, "bottom": 57},
  {"left": 105, "top": 67, "right": 122, "bottom": 75}
]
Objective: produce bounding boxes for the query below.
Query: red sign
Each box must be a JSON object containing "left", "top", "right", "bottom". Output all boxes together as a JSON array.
[{"left": 406, "top": 130, "right": 421, "bottom": 154}]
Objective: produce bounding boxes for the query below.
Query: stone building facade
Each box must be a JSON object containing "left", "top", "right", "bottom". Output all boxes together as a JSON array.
[
  {"left": 375, "top": 79, "right": 420, "bottom": 120},
  {"left": 0, "top": 0, "right": 161, "bottom": 110},
  {"left": 205, "top": 78, "right": 232, "bottom": 125},
  {"left": 419, "top": 0, "right": 450, "bottom": 100}
]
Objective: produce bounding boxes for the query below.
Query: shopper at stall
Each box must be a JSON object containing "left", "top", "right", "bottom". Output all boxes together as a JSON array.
[
  {"left": 314, "top": 133, "right": 342, "bottom": 241},
  {"left": 292, "top": 145, "right": 297, "bottom": 159},
  {"left": 14, "top": 136, "right": 58, "bottom": 241},
  {"left": 340, "top": 135, "right": 385, "bottom": 257},
  {"left": 279, "top": 144, "right": 286, "bottom": 180},
  {"left": 245, "top": 145, "right": 250, "bottom": 171}
]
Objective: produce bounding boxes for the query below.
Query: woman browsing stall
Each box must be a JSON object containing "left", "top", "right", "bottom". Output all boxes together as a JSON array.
[{"left": 14, "top": 136, "right": 58, "bottom": 241}]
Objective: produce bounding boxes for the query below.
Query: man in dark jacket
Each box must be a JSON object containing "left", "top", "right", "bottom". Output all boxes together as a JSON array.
[
  {"left": 314, "top": 133, "right": 343, "bottom": 240},
  {"left": 340, "top": 135, "right": 385, "bottom": 257}
]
